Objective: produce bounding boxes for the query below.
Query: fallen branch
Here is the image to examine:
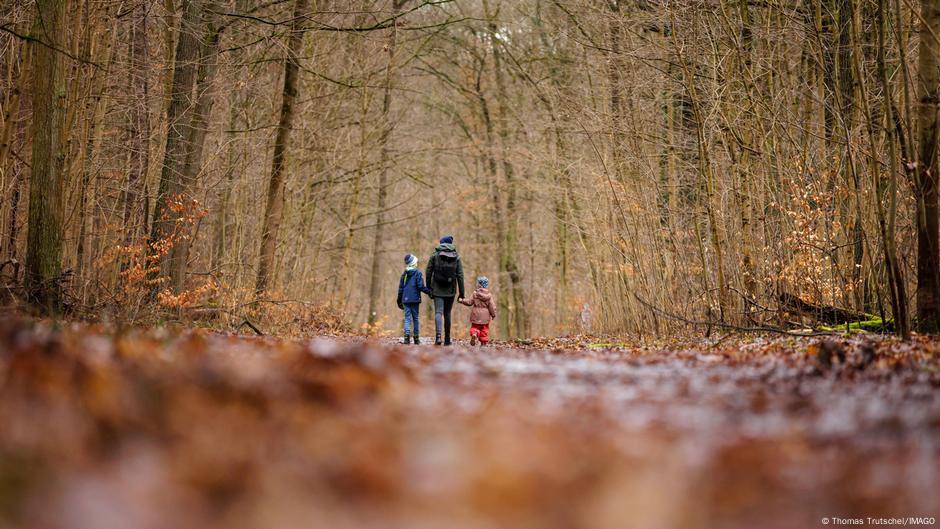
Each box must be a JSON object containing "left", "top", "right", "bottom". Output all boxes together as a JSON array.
[
  {"left": 633, "top": 294, "right": 838, "bottom": 337},
  {"left": 778, "top": 292, "right": 893, "bottom": 331},
  {"left": 238, "top": 320, "right": 264, "bottom": 336}
]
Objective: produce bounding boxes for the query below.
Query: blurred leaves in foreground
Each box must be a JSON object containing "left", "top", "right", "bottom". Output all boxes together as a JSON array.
[{"left": 1, "top": 318, "right": 939, "bottom": 529}]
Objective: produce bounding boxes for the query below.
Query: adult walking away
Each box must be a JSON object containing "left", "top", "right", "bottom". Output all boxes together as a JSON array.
[{"left": 425, "top": 235, "right": 465, "bottom": 345}]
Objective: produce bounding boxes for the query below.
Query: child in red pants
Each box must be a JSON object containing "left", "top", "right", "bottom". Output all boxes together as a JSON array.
[{"left": 458, "top": 276, "right": 497, "bottom": 345}]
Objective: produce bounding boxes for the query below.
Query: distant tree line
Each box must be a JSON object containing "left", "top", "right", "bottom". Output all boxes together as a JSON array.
[{"left": 2, "top": 0, "right": 939, "bottom": 338}]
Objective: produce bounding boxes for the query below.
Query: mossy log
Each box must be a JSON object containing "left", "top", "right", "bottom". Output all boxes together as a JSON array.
[{"left": 778, "top": 292, "right": 894, "bottom": 332}]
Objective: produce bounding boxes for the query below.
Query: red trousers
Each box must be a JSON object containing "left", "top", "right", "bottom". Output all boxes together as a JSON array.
[{"left": 470, "top": 323, "right": 490, "bottom": 343}]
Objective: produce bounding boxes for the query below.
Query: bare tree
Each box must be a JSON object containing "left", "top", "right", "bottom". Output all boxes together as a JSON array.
[
  {"left": 256, "top": 0, "right": 309, "bottom": 295},
  {"left": 25, "top": 0, "right": 67, "bottom": 312},
  {"left": 916, "top": 0, "right": 940, "bottom": 333}
]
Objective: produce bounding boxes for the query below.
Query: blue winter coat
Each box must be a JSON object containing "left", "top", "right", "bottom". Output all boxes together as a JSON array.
[{"left": 397, "top": 270, "right": 430, "bottom": 306}]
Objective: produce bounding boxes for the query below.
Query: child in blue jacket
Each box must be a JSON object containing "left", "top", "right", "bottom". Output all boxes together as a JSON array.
[{"left": 397, "top": 254, "right": 431, "bottom": 344}]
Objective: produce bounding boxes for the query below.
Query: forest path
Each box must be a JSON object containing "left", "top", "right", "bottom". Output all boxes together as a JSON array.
[
  {"left": 371, "top": 337, "right": 940, "bottom": 529},
  {"left": 1, "top": 322, "right": 939, "bottom": 529}
]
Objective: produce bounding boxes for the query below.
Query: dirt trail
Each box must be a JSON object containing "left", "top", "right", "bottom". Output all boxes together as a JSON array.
[
  {"left": 397, "top": 338, "right": 940, "bottom": 528},
  {"left": 1, "top": 322, "right": 938, "bottom": 529}
]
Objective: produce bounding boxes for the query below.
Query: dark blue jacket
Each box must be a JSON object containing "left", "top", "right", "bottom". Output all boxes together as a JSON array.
[{"left": 397, "top": 270, "right": 430, "bottom": 306}]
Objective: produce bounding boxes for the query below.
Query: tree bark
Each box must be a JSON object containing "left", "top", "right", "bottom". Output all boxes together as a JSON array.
[
  {"left": 149, "top": 0, "right": 203, "bottom": 294},
  {"left": 25, "top": 0, "right": 67, "bottom": 313},
  {"left": 487, "top": 1, "right": 528, "bottom": 338},
  {"left": 1, "top": 44, "right": 28, "bottom": 262},
  {"left": 916, "top": 0, "right": 940, "bottom": 332},
  {"left": 873, "top": 0, "right": 910, "bottom": 338},
  {"left": 366, "top": 0, "right": 406, "bottom": 326},
  {"left": 477, "top": 63, "right": 509, "bottom": 338},
  {"left": 123, "top": 0, "right": 151, "bottom": 246},
  {"left": 172, "top": 0, "right": 221, "bottom": 291},
  {"left": 211, "top": 92, "right": 242, "bottom": 272},
  {"left": 255, "top": 0, "right": 308, "bottom": 295}
]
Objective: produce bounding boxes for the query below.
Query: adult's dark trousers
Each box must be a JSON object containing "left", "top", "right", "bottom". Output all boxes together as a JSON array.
[{"left": 433, "top": 295, "right": 455, "bottom": 343}]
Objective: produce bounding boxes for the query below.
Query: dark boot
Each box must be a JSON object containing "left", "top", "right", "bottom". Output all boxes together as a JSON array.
[
  {"left": 412, "top": 335, "right": 420, "bottom": 345},
  {"left": 402, "top": 335, "right": 411, "bottom": 344}
]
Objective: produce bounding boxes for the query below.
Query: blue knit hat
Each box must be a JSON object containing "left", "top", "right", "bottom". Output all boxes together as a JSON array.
[
  {"left": 477, "top": 276, "right": 489, "bottom": 288},
  {"left": 404, "top": 254, "right": 417, "bottom": 269},
  {"left": 440, "top": 235, "right": 454, "bottom": 244}
]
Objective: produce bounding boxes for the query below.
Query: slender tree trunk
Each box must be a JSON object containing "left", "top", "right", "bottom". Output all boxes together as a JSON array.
[
  {"left": 0, "top": 42, "right": 27, "bottom": 184},
  {"left": 916, "top": 0, "right": 940, "bottom": 332},
  {"left": 338, "top": 90, "right": 368, "bottom": 311},
  {"left": 736, "top": 0, "right": 756, "bottom": 300},
  {"left": 123, "top": 0, "right": 150, "bottom": 246},
  {"left": 673, "top": 24, "right": 729, "bottom": 322},
  {"left": 210, "top": 0, "right": 248, "bottom": 274},
  {"left": 869, "top": 0, "right": 910, "bottom": 338},
  {"left": 255, "top": 0, "right": 308, "bottom": 294},
  {"left": 487, "top": 4, "right": 528, "bottom": 337},
  {"left": 478, "top": 74, "right": 509, "bottom": 338},
  {"left": 1, "top": 45, "right": 28, "bottom": 262},
  {"left": 172, "top": 0, "right": 220, "bottom": 291},
  {"left": 211, "top": 94, "right": 242, "bottom": 272},
  {"left": 532, "top": 3, "right": 572, "bottom": 330},
  {"left": 25, "top": 0, "right": 67, "bottom": 313},
  {"left": 149, "top": 0, "right": 203, "bottom": 294},
  {"left": 366, "top": 0, "right": 405, "bottom": 326}
]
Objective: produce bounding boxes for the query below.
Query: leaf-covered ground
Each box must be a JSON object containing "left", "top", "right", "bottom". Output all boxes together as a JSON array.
[{"left": 1, "top": 319, "right": 939, "bottom": 529}]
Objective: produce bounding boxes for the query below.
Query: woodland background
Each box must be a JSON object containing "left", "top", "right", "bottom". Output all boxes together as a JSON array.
[{"left": 3, "top": 0, "right": 940, "bottom": 339}]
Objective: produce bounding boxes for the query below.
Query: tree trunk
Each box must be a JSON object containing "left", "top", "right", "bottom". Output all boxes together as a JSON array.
[
  {"left": 478, "top": 75, "right": 509, "bottom": 338},
  {"left": 123, "top": 0, "right": 150, "bottom": 246},
  {"left": 674, "top": 30, "right": 730, "bottom": 322},
  {"left": 872, "top": 0, "right": 910, "bottom": 338},
  {"left": 366, "top": 0, "right": 405, "bottom": 327},
  {"left": 149, "top": 0, "right": 203, "bottom": 294},
  {"left": 916, "top": 0, "right": 940, "bottom": 332},
  {"left": 1, "top": 44, "right": 28, "bottom": 262},
  {"left": 488, "top": 5, "right": 528, "bottom": 338},
  {"left": 211, "top": 93, "right": 242, "bottom": 272},
  {"left": 25, "top": 0, "right": 67, "bottom": 313},
  {"left": 172, "top": 0, "right": 221, "bottom": 291},
  {"left": 255, "top": 0, "right": 308, "bottom": 295}
]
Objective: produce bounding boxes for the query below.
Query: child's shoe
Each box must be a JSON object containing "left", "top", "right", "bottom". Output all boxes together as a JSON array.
[
  {"left": 470, "top": 334, "right": 478, "bottom": 346},
  {"left": 402, "top": 335, "right": 411, "bottom": 344}
]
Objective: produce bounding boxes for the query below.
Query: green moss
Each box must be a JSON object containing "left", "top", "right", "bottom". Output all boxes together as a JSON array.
[{"left": 817, "top": 317, "right": 893, "bottom": 334}]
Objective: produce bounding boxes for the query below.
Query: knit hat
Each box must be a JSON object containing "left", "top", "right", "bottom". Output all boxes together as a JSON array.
[
  {"left": 477, "top": 276, "right": 489, "bottom": 288},
  {"left": 440, "top": 235, "right": 454, "bottom": 244},
  {"left": 404, "top": 254, "right": 418, "bottom": 270}
]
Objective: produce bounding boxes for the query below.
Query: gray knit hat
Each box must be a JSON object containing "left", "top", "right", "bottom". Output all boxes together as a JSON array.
[{"left": 477, "top": 276, "right": 489, "bottom": 288}]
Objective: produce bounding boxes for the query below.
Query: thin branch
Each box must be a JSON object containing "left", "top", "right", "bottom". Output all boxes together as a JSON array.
[
  {"left": 210, "top": 0, "right": 455, "bottom": 31},
  {"left": 633, "top": 294, "right": 839, "bottom": 337},
  {"left": 0, "top": 24, "right": 102, "bottom": 68}
]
